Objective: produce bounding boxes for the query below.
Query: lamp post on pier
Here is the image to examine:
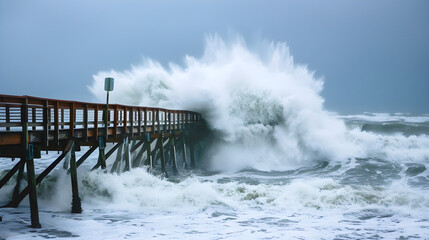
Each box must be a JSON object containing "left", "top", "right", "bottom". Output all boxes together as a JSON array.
[{"left": 104, "top": 77, "right": 114, "bottom": 140}]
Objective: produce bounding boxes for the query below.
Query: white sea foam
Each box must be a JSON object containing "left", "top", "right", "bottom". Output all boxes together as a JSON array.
[
  {"left": 89, "top": 35, "right": 357, "bottom": 171},
  {"left": 75, "top": 169, "right": 429, "bottom": 212},
  {"left": 341, "top": 113, "right": 429, "bottom": 123},
  {"left": 10, "top": 165, "right": 422, "bottom": 213},
  {"left": 89, "top": 35, "right": 429, "bottom": 172},
  {"left": 347, "top": 129, "right": 429, "bottom": 164},
  {"left": 2, "top": 155, "right": 429, "bottom": 239}
]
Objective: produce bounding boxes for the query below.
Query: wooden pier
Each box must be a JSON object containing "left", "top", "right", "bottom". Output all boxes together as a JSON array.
[{"left": 0, "top": 94, "right": 203, "bottom": 228}]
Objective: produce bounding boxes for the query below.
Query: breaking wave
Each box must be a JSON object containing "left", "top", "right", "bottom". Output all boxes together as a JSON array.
[{"left": 89, "top": 35, "right": 429, "bottom": 172}]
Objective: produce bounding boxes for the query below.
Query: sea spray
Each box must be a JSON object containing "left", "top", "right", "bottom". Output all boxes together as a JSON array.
[
  {"left": 89, "top": 36, "right": 429, "bottom": 172},
  {"left": 89, "top": 35, "right": 355, "bottom": 171}
]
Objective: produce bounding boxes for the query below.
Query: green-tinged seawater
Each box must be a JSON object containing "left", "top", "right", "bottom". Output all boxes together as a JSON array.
[{"left": 1, "top": 114, "right": 429, "bottom": 239}]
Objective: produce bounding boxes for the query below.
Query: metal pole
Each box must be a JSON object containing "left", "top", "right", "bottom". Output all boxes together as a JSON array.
[{"left": 105, "top": 90, "right": 109, "bottom": 140}]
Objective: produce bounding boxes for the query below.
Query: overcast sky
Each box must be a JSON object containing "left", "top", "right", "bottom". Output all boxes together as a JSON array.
[{"left": 1, "top": 0, "right": 428, "bottom": 114}]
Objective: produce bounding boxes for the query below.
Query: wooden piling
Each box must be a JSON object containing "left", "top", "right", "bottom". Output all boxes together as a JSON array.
[
  {"left": 132, "top": 140, "right": 146, "bottom": 168},
  {"left": 151, "top": 139, "right": 161, "bottom": 166},
  {"left": 170, "top": 137, "right": 178, "bottom": 175},
  {"left": 62, "top": 149, "right": 70, "bottom": 170},
  {"left": 111, "top": 138, "right": 124, "bottom": 174},
  {"left": 145, "top": 133, "right": 153, "bottom": 169},
  {"left": 21, "top": 98, "right": 41, "bottom": 228},
  {"left": 165, "top": 139, "right": 172, "bottom": 165},
  {"left": 123, "top": 137, "right": 130, "bottom": 172},
  {"left": 159, "top": 133, "right": 168, "bottom": 177},
  {"left": 69, "top": 141, "right": 82, "bottom": 213},
  {"left": 181, "top": 135, "right": 188, "bottom": 169},
  {"left": 92, "top": 136, "right": 106, "bottom": 170},
  {"left": 190, "top": 141, "right": 195, "bottom": 169},
  {"left": 26, "top": 145, "right": 41, "bottom": 228}
]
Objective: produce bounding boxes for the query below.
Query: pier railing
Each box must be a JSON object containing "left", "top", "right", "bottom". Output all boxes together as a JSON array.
[{"left": 0, "top": 94, "right": 201, "bottom": 154}]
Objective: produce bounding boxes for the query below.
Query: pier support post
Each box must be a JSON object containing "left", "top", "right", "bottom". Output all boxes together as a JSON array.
[
  {"left": 111, "top": 138, "right": 124, "bottom": 174},
  {"left": 132, "top": 141, "right": 147, "bottom": 168},
  {"left": 160, "top": 132, "right": 168, "bottom": 177},
  {"left": 26, "top": 144, "right": 41, "bottom": 228},
  {"left": 145, "top": 133, "right": 153, "bottom": 169},
  {"left": 99, "top": 137, "right": 107, "bottom": 169},
  {"left": 170, "top": 137, "right": 178, "bottom": 175},
  {"left": 151, "top": 139, "right": 161, "bottom": 166},
  {"left": 92, "top": 136, "right": 106, "bottom": 171},
  {"left": 130, "top": 139, "right": 145, "bottom": 168},
  {"left": 123, "top": 137, "right": 130, "bottom": 172},
  {"left": 181, "top": 135, "right": 188, "bottom": 169},
  {"left": 165, "top": 142, "right": 171, "bottom": 165},
  {"left": 190, "top": 141, "right": 195, "bottom": 169},
  {"left": 21, "top": 97, "right": 41, "bottom": 228},
  {"left": 69, "top": 141, "right": 82, "bottom": 213}
]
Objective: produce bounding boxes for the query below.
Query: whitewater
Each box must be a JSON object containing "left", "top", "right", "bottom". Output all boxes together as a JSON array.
[{"left": 1, "top": 36, "right": 428, "bottom": 239}]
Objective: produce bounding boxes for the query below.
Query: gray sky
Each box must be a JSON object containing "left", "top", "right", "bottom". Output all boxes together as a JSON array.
[{"left": 1, "top": 0, "right": 428, "bottom": 114}]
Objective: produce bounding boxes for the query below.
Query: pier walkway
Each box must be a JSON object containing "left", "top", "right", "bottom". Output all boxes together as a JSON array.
[{"left": 0, "top": 94, "right": 203, "bottom": 228}]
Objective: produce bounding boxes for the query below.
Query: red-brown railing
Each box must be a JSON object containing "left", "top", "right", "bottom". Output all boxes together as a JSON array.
[{"left": 0, "top": 94, "right": 201, "bottom": 146}]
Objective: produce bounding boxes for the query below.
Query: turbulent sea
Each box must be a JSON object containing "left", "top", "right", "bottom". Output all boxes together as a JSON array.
[
  {"left": 1, "top": 37, "right": 429, "bottom": 239},
  {"left": 1, "top": 114, "right": 429, "bottom": 240}
]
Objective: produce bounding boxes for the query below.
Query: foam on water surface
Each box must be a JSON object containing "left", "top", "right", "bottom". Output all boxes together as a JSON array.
[{"left": 1, "top": 165, "right": 429, "bottom": 239}]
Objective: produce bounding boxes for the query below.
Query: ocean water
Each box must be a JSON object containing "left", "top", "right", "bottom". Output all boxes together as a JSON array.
[
  {"left": 1, "top": 114, "right": 429, "bottom": 239},
  {"left": 1, "top": 37, "right": 429, "bottom": 239}
]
